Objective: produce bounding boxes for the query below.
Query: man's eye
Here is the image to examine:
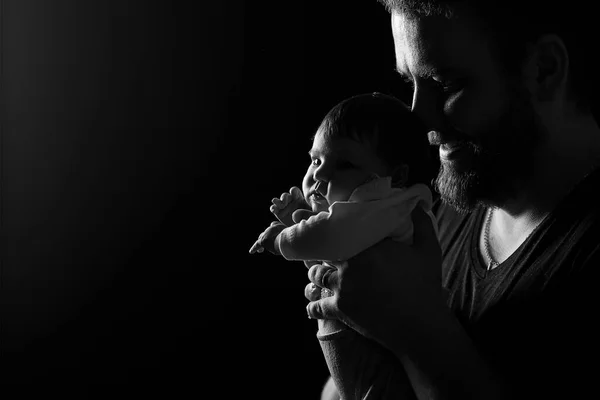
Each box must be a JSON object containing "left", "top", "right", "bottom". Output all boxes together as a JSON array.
[
  {"left": 433, "top": 78, "right": 463, "bottom": 94},
  {"left": 311, "top": 158, "right": 321, "bottom": 166}
]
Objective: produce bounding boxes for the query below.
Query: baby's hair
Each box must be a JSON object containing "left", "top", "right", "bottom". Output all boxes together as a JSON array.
[{"left": 316, "top": 92, "right": 436, "bottom": 188}]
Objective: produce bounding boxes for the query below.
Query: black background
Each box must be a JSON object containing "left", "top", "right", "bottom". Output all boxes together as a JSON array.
[{"left": 1, "top": 0, "right": 414, "bottom": 397}]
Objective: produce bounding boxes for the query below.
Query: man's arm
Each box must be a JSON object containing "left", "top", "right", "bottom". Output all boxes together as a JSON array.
[{"left": 305, "top": 208, "right": 511, "bottom": 400}]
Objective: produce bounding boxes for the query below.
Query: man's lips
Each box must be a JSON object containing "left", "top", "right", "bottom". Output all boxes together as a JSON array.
[
  {"left": 428, "top": 130, "right": 466, "bottom": 147},
  {"left": 428, "top": 130, "right": 471, "bottom": 159},
  {"left": 439, "top": 141, "right": 469, "bottom": 160}
]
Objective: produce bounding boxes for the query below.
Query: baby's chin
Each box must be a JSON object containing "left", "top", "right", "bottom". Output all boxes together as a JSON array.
[{"left": 310, "top": 200, "right": 330, "bottom": 213}]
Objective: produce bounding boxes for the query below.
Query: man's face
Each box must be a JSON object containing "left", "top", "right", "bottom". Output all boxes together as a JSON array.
[
  {"left": 302, "top": 129, "right": 388, "bottom": 212},
  {"left": 391, "top": 11, "right": 544, "bottom": 213}
]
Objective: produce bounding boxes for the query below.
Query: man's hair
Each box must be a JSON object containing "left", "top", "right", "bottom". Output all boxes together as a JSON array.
[
  {"left": 377, "top": 0, "right": 598, "bottom": 114},
  {"left": 317, "top": 92, "right": 436, "bottom": 188}
]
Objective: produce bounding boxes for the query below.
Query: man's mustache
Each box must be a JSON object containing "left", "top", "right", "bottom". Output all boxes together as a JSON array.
[{"left": 427, "top": 130, "right": 470, "bottom": 147}]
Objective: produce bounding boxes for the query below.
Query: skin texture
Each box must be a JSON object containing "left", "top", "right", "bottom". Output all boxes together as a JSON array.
[
  {"left": 306, "top": 7, "right": 600, "bottom": 400},
  {"left": 392, "top": 12, "right": 542, "bottom": 215},
  {"left": 302, "top": 128, "right": 388, "bottom": 213},
  {"left": 250, "top": 128, "right": 390, "bottom": 255}
]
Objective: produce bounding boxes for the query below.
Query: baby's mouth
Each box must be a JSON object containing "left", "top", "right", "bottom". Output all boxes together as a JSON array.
[
  {"left": 309, "top": 192, "right": 328, "bottom": 210},
  {"left": 310, "top": 192, "right": 325, "bottom": 202}
]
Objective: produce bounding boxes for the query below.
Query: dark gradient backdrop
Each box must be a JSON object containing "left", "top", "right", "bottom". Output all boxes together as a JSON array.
[{"left": 1, "top": 0, "right": 421, "bottom": 397}]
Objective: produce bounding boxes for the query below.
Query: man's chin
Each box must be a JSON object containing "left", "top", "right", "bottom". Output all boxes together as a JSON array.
[{"left": 434, "top": 165, "right": 482, "bottom": 214}]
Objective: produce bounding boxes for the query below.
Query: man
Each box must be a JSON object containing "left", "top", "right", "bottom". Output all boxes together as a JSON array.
[{"left": 304, "top": 1, "right": 600, "bottom": 398}]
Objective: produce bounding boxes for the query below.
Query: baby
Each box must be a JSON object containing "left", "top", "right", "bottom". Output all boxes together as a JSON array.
[{"left": 250, "top": 92, "right": 438, "bottom": 399}]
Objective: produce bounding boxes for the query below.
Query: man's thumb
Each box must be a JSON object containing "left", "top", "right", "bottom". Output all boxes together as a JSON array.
[
  {"left": 306, "top": 297, "right": 339, "bottom": 320},
  {"left": 292, "top": 208, "right": 317, "bottom": 223}
]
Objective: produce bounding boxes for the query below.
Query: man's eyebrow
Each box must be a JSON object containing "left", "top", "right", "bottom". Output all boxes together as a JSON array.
[
  {"left": 308, "top": 149, "right": 321, "bottom": 157},
  {"left": 395, "top": 64, "right": 457, "bottom": 80},
  {"left": 394, "top": 66, "right": 432, "bottom": 82}
]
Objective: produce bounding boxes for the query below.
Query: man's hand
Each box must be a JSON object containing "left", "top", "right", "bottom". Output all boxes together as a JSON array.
[
  {"left": 249, "top": 221, "right": 286, "bottom": 255},
  {"left": 271, "top": 186, "right": 310, "bottom": 227},
  {"left": 304, "top": 207, "right": 444, "bottom": 348},
  {"left": 304, "top": 207, "right": 509, "bottom": 398}
]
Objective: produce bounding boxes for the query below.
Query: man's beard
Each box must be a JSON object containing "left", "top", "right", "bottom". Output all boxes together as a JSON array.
[{"left": 433, "top": 87, "right": 544, "bottom": 214}]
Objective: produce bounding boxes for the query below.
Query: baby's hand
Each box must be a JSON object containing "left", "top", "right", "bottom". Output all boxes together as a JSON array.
[
  {"left": 249, "top": 221, "right": 286, "bottom": 255},
  {"left": 270, "top": 187, "right": 310, "bottom": 227}
]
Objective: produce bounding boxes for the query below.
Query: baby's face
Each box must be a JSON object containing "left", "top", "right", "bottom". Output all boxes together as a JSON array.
[{"left": 302, "top": 129, "right": 388, "bottom": 212}]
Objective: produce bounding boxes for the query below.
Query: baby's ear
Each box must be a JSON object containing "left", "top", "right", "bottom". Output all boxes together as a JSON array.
[{"left": 391, "top": 164, "right": 409, "bottom": 187}]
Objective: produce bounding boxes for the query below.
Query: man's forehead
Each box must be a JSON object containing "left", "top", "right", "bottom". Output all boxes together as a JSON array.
[{"left": 391, "top": 10, "right": 488, "bottom": 76}]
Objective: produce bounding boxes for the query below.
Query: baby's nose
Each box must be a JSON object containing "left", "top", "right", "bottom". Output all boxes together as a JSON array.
[{"left": 313, "top": 164, "right": 330, "bottom": 183}]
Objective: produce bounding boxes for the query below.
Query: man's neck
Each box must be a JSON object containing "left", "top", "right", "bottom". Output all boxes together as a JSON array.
[{"left": 496, "top": 114, "right": 600, "bottom": 226}]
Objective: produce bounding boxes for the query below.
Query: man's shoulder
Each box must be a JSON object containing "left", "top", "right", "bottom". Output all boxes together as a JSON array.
[{"left": 553, "top": 166, "right": 600, "bottom": 226}]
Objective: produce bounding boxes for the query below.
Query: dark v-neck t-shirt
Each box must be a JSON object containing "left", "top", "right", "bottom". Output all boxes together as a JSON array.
[{"left": 433, "top": 168, "right": 600, "bottom": 398}]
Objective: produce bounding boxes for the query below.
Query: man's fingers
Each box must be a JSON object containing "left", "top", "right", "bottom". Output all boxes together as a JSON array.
[
  {"left": 308, "top": 263, "right": 337, "bottom": 290},
  {"left": 306, "top": 297, "right": 338, "bottom": 320},
  {"left": 304, "top": 282, "right": 322, "bottom": 301}
]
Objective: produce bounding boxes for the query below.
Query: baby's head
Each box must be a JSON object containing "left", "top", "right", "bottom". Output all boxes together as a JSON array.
[{"left": 303, "top": 92, "right": 434, "bottom": 212}]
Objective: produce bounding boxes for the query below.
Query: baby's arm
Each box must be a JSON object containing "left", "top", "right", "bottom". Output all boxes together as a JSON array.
[
  {"left": 275, "top": 200, "right": 400, "bottom": 262},
  {"left": 249, "top": 186, "right": 310, "bottom": 255},
  {"left": 249, "top": 221, "right": 286, "bottom": 255}
]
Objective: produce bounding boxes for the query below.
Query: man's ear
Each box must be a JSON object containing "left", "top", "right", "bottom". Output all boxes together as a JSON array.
[
  {"left": 522, "top": 34, "right": 569, "bottom": 103},
  {"left": 391, "top": 164, "right": 409, "bottom": 187}
]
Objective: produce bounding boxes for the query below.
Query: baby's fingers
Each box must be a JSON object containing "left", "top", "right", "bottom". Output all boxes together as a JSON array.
[
  {"left": 271, "top": 197, "right": 284, "bottom": 209},
  {"left": 280, "top": 192, "right": 292, "bottom": 207},
  {"left": 249, "top": 240, "right": 264, "bottom": 254},
  {"left": 290, "top": 186, "right": 304, "bottom": 201}
]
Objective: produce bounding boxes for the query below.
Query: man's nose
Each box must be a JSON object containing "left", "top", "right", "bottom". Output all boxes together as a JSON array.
[{"left": 411, "top": 84, "right": 443, "bottom": 130}]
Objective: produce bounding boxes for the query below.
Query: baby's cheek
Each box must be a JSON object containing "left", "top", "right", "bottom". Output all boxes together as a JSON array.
[
  {"left": 301, "top": 170, "right": 313, "bottom": 192},
  {"left": 313, "top": 203, "right": 329, "bottom": 213},
  {"left": 327, "top": 183, "right": 355, "bottom": 204}
]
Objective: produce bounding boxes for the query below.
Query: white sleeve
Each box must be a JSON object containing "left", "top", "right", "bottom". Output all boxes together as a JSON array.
[{"left": 274, "top": 200, "right": 401, "bottom": 262}]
